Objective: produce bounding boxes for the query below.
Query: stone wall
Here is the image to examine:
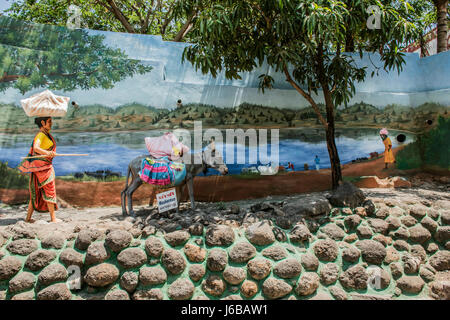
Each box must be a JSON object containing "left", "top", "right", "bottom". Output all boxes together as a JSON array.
[{"left": 0, "top": 185, "right": 449, "bottom": 300}]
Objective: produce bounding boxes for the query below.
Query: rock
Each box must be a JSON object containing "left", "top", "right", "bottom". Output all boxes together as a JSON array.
[
  {"left": 434, "top": 226, "right": 450, "bottom": 243},
  {"left": 205, "top": 225, "right": 235, "bottom": 247},
  {"left": 38, "top": 264, "right": 68, "bottom": 286},
  {"left": 202, "top": 275, "right": 226, "bottom": 297},
  {"left": 410, "top": 245, "right": 427, "bottom": 264},
  {"left": 223, "top": 267, "right": 246, "bottom": 285},
  {"left": 247, "top": 258, "right": 272, "bottom": 280},
  {"left": 75, "top": 229, "right": 102, "bottom": 251},
  {"left": 262, "top": 278, "right": 292, "bottom": 299},
  {"left": 419, "top": 264, "right": 436, "bottom": 282},
  {"left": 329, "top": 286, "right": 347, "bottom": 300},
  {"left": 409, "top": 204, "right": 428, "bottom": 219},
  {"left": 442, "top": 210, "right": 450, "bottom": 225},
  {"left": 342, "top": 246, "right": 360, "bottom": 263},
  {"left": 385, "top": 247, "right": 400, "bottom": 264},
  {"left": 139, "top": 267, "right": 167, "bottom": 285},
  {"left": 164, "top": 230, "right": 190, "bottom": 247},
  {"left": 393, "top": 240, "right": 410, "bottom": 252},
  {"left": 6, "top": 239, "right": 38, "bottom": 256},
  {"left": 295, "top": 273, "right": 320, "bottom": 296},
  {"left": 206, "top": 248, "right": 228, "bottom": 272},
  {"left": 373, "top": 235, "right": 391, "bottom": 247},
  {"left": 84, "top": 263, "right": 119, "bottom": 287},
  {"left": 390, "top": 262, "right": 403, "bottom": 279},
  {"left": 301, "top": 253, "right": 319, "bottom": 271},
  {"left": 161, "top": 248, "right": 186, "bottom": 275},
  {"left": 421, "top": 216, "right": 439, "bottom": 233},
  {"left": 275, "top": 217, "right": 293, "bottom": 229},
  {"left": 85, "top": 242, "right": 110, "bottom": 265},
  {"left": 241, "top": 280, "right": 258, "bottom": 298},
  {"left": 344, "top": 234, "right": 358, "bottom": 243},
  {"left": 141, "top": 225, "right": 156, "bottom": 237},
  {"left": 120, "top": 271, "right": 138, "bottom": 293},
  {"left": 105, "top": 230, "right": 132, "bottom": 253},
  {"left": 408, "top": 225, "right": 431, "bottom": 244},
  {"left": 339, "top": 265, "right": 368, "bottom": 290},
  {"left": 319, "top": 263, "right": 339, "bottom": 285},
  {"left": 41, "top": 232, "right": 66, "bottom": 249},
  {"left": 402, "top": 253, "right": 421, "bottom": 274},
  {"left": 289, "top": 224, "right": 312, "bottom": 243},
  {"left": 429, "top": 280, "right": 450, "bottom": 300},
  {"left": 363, "top": 200, "right": 376, "bottom": 216},
  {"left": 8, "top": 272, "right": 35, "bottom": 294},
  {"left": 37, "top": 283, "right": 72, "bottom": 300},
  {"left": 168, "top": 279, "right": 195, "bottom": 300},
  {"left": 245, "top": 222, "right": 275, "bottom": 246},
  {"left": 354, "top": 207, "right": 367, "bottom": 217},
  {"left": 25, "top": 250, "right": 56, "bottom": 271},
  {"left": 356, "top": 226, "right": 373, "bottom": 239},
  {"left": 117, "top": 248, "right": 147, "bottom": 269},
  {"left": 11, "top": 290, "right": 35, "bottom": 300},
  {"left": 344, "top": 215, "right": 362, "bottom": 231},
  {"left": 183, "top": 244, "right": 206, "bottom": 263},
  {"left": 386, "top": 217, "right": 401, "bottom": 231},
  {"left": 396, "top": 276, "right": 425, "bottom": 294},
  {"left": 321, "top": 223, "right": 346, "bottom": 240},
  {"left": 105, "top": 289, "right": 129, "bottom": 300},
  {"left": 392, "top": 227, "right": 409, "bottom": 240},
  {"left": 8, "top": 222, "right": 36, "bottom": 240},
  {"left": 262, "top": 246, "right": 287, "bottom": 261},
  {"left": 313, "top": 239, "right": 338, "bottom": 262},
  {"left": 133, "top": 289, "right": 163, "bottom": 300},
  {"left": 375, "top": 207, "right": 390, "bottom": 219},
  {"left": 59, "top": 248, "right": 84, "bottom": 268},
  {"left": 145, "top": 237, "right": 164, "bottom": 258},
  {"left": 368, "top": 218, "right": 389, "bottom": 234},
  {"left": 188, "top": 223, "right": 204, "bottom": 236},
  {"left": 327, "top": 182, "right": 366, "bottom": 208},
  {"left": 283, "top": 196, "right": 332, "bottom": 216},
  {"left": 273, "top": 259, "right": 302, "bottom": 279},
  {"left": 356, "top": 240, "right": 386, "bottom": 265},
  {"left": 426, "top": 243, "right": 439, "bottom": 254},
  {"left": 228, "top": 241, "right": 256, "bottom": 263},
  {"left": 0, "top": 256, "right": 22, "bottom": 281},
  {"left": 429, "top": 251, "right": 450, "bottom": 271},
  {"left": 189, "top": 264, "right": 206, "bottom": 282}
]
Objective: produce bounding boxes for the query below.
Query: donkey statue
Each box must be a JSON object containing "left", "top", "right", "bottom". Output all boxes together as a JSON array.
[{"left": 121, "top": 142, "right": 228, "bottom": 217}]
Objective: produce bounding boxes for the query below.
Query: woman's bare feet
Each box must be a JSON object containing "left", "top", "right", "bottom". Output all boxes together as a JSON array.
[
  {"left": 25, "top": 218, "right": 35, "bottom": 223},
  {"left": 50, "top": 218, "right": 62, "bottom": 223}
]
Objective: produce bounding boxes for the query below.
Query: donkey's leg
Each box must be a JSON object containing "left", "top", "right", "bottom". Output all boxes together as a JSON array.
[
  {"left": 121, "top": 186, "right": 128, "bottom": 216},
  {"left": 176, "top": 183, "right": 187, "bottom": 213},
  {"left": 187, "top": 178, "right": 196, "bottom": 210},
  {"left": 126, "top": 178, "right": 143, "bottom": 218}
]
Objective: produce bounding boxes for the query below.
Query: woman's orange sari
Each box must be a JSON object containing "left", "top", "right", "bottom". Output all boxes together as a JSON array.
[{"left": 18, "top": 132, "right": 58, "bottom": 212}]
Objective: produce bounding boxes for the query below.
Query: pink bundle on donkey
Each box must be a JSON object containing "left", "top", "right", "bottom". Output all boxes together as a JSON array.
[{"left": 145, "top": 132, "right": 190, "bottom": 161}]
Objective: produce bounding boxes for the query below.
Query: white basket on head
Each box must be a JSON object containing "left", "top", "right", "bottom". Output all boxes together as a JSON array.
[{"left": 21, "top": 89, "right": 70, "bottom": 117}]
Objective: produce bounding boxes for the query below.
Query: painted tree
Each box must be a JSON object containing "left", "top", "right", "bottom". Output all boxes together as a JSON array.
[
  {"left": 432, "top": 0, "right": 449, "bottom": 53},
  {"left": 182, "top": 0, "right": 420, "bottom": 189},
  {"left": 0, "top": 16, "right": 152, "bottom": 94}
]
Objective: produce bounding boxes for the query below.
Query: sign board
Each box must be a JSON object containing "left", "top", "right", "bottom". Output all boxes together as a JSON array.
[{"left": 156, "top": 188, "right": 178, "bottom": 213}]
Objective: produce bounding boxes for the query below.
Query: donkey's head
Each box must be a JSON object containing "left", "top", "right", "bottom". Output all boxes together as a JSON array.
[{"left": 202, "top": 141, "right": 228, "bottom": 175}]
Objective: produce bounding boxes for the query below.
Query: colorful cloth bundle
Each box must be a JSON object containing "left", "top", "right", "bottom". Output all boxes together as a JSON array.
[{"left": 139, "top": 156, "right": 186, "bottom": 187}]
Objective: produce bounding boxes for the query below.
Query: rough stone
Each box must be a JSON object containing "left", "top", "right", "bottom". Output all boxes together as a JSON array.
[
  {"left": 386, "top": 217, "right": 401, "bottom": 230},
  {"left": 182, "top": 243, "right": 206, "bottom": 263},
  {"left": 409, "top": 204, "right": 428, "bottom": 219},
  {"left": 339, "top": 265, "right": 368, "bottom": 290},
  {"left": 0, "top": 256, "right": 22, "bottom": 281},
  {"left": 368, "top": 218, "right": 389, "bottom": 234},
  {"left": 393, "top": 240, "right": 410, "bottom": 252},
  {"left": 329, "top": 286, "right": 348, "bottom": 300},
  {"left": 408, "top": 225, "right": 431, "bottom": 244},
  {"left": 85, "top": 242, "right": 110, "bottom": 265},
  {"left": 385, "top": 247, "right": 400, "bottom": 264},
  {"left": 189, "top": 264, "right": 206, "bottom": 282},
  {"left": 162, "top": 248, "right": 186, "bottom": 275},
  {"left": 321, "top": 223, "right": 346, "bottom": 240},
  {"left": 319, "top": 263, "right": 340, "bottom": 285},
  {"left": 429, "top": 280, "right": 450, "bottom": 300},
  {"left": 363, "top": 200, "right": 376, "bottom": 216},
  {"left": 41, "top": 233, "right": 66, "bottom": 249},
  {"left": 434, "top": 226, "right": 450, "bottom": 243},
  {"left": 390, "top": 262, "right": 403, "bottom": 279},
  {"left": 391, "top": 227, "right": 410, "bottom": 241},
  {"left": 59, "top": 248, "right": 84, "bottom": 268},
  {"left": 133, "top": 289, "right": 163, "bottom": 300},
  {"left": 401, "top": 215, "right": 418, "bottom": 227},
  {"left": 168, "top": 279, "right": 195, "bottom": 300},
  {"left": 38, "top": 264, "right": 68, "bottom": 286},
  {"left": 6, "top": 239, "right": 38, "bottom": 256},
  {"left": 145, "top": 237, "right": 164, "bottom": 258},
  {"left": 105, "top": 289, "right": 129, "bottom": 300},
  {"left": 301, "top": 253, "right": 319, "bottom": 271},
  {"left": 8, "top": 272, "right": 35, "bottom": 294},
  {"left": 25, "top": 250, "right": 56, "bottom": 271},
  {"left": 240, "top": 280, "right": 258, "bottom": 298},
  {"left": 410, "top": 245, "right": 427, "bottom": 264},
  {"left": 164, "top": 230, "right": 190, "bottom": 247},
  {"left": 396, "top": 276, "right": 425, "bottom": 294},
  {"left": 206, "top": 248, "right": 228, "bottom": 272},
  {"left": 105, "top": 230, "right": 132, "bottom": 253},
  {"left": 262, "top": 278, "right": 292, "bottom": 299},
  {"left": 429, "top": 251, "right": 450, "bottom": 271},
  {"left": 327, "top": 182, "right": 366, "bottom": 208},
  {"left": 139, "top": 267, "right": 167, "bottom": 285},
  {"left": 84, "top": 263, "right": 119, "bottom": 287},
  {"left": 11, "top": 291, "right": 35, "bottom": 300},
  {"left": 375, "top": 207, "right": 390, "bottom": 219},
  {"left": 202, "top": 275, "right": 226, "bottom": 297},
  {"left": 289, "top": 224, "right": 312, "bottom": 243},
  {"left": 245, "top": 222, "right": 275, "bottom": 246},
  {"left": 283, "top": 196, "right": 332, "bottom": 216},
  {"left": 419, "top": 264, "right": 436, "bottom": 282},
  {"left": 420, "top": 216, "right": 439, "bottom": 233},
  {"left": 344, "top": 234, "right": 358, "bottom": 243},
  {"left": 37, "top": 283, "right": 72, "bottom": 300},
  {"left": 273, "top": 259, "right": 302, "bottom": 279},
  {"left": 223, "top": 267, "right": 246, "bottom": 285},
  {"left": 205, "top": 225, "right": 235, "bottom": 247},
  {"left": 188, "top": 223, "right": 204, "bottom": 236},
  {"left": 120, "top": 271, "right": 138, "bottom": 293},
  {"left": 342, "top": 246, "right": 361, "bottom": 263},
  {"left": 356, "top": 240, "right": 386, "bottom": 265},
  {"left": 262, "top": 246, "right": 287, "bottom": 261},
  {"left": 295, "top": 272, "right": 320, "bottom": 296},
  {"left": 313, "top": 239, "right": 339, "bottom": 262},
  {"left": 117, "top": 248, "right": 147, "bottom": 269},
  {"left": 356, "top": 226, "right": 373, "bottom": 239},
  {"left": 228, "top": 241, "right": 256, "bottom": 263},
  {"left": 426, "top": 243, "right": 439, "bottom": 254},
  {"left": 344, "top": 215, "right": 362, "bottom": 231},
  {"left": 402, "top": 253, "right": 421, "bottom": 274},
  {"left": 247, "top": 258, "right": 272, "bottom": 280},
  {"left": 372, "top": 235, "right": 391, "bottom": 247},
  {"left": 75, "top": 228, "right": 102, "bottom": 251}
]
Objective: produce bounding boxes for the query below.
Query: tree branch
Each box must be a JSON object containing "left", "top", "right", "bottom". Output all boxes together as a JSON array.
[{"left": 102, "top": 0, "right": 136, "bottom": 33}]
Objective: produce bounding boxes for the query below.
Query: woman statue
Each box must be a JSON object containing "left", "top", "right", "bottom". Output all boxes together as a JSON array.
[{"left": 380, "top": 128, "right": 395, "bottom": 169}]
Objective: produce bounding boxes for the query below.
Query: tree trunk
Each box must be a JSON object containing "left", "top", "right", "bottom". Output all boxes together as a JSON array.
[{"left": 435, "top": 0, "right": 449, "bottom": 53}]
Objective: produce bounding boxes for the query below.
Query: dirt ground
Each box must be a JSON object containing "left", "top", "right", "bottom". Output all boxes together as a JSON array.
[{"left": 0, "top": 147, "right": 444, "bottom": 207}]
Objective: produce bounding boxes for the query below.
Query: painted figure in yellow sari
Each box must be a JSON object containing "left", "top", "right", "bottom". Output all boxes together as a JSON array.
[{"left": 380, "top": 128, "right": 395, "bottom": 169}]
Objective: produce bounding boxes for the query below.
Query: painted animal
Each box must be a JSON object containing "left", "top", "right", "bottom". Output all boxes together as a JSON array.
[{"left": 121, "top": 142, "right": 228, "bottom": 217}]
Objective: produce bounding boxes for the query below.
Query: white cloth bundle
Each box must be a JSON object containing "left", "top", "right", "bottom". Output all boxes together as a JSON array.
[{"left": 21, "top": 89, "right": 70, "bottom": 117}]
